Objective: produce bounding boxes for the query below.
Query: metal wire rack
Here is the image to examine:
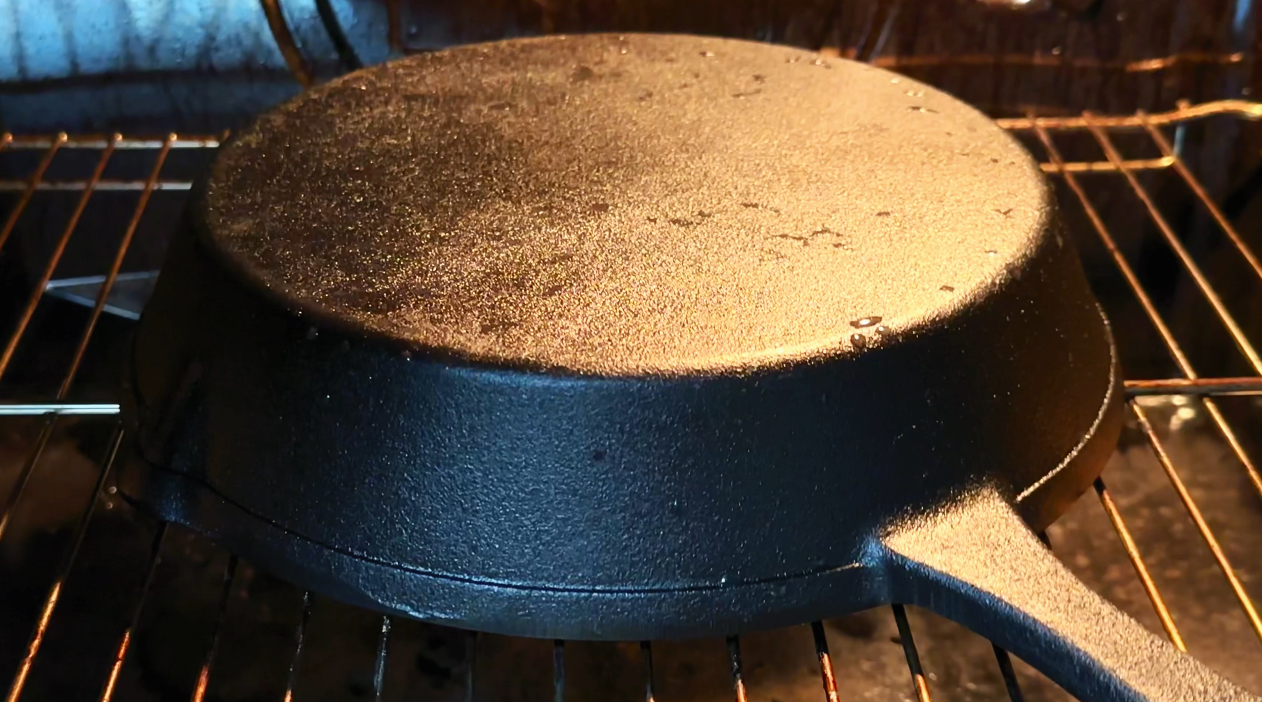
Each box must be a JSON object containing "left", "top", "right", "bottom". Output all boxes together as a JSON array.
[{"left": 1, "top": 100, "right": 1261, "bottom": 702}]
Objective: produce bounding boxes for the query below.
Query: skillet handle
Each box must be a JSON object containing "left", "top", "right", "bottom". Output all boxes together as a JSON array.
[{"left": 875, "top": 487, "right": 1259, "bottom": 702}]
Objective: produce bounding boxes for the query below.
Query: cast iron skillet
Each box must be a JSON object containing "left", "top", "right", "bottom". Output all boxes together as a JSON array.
[{"left": 119, "top": 34, "right": 1257, "bottom": 701}]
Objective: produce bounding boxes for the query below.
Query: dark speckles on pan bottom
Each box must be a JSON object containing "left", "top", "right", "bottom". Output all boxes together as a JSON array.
[{"left": 201, "top": 33, "right": 1050, "bottom": 376}]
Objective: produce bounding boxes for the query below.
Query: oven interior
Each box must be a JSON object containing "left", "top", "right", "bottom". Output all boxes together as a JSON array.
[{"left": 2, "top": 1, "right": 1262, "bottom": 700}]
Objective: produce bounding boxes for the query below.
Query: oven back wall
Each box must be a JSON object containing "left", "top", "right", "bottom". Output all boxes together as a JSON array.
[{"left": 0, "top": 0, "right": 1257, "bottom": 132}]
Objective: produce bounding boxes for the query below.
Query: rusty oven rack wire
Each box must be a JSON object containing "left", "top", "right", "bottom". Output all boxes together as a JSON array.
[{"left": 2, "top": 99, "right": 1262, "bottom": 702}]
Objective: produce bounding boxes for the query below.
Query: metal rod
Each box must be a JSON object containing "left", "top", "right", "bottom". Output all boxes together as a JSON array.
[
  {"left": 864, "top": 0, "right": 902, "bottom": 62},
  {"left": 0, "top": 419, "right": 56, "bottom": 541},
  {"left": 1040, "top": 157, "right": 1174, "bottom": 174},
  {"left": 878, "top": 50, "right": 1243, "bottom": 73},
  {"left": 1172, "top": 120, "right": 1188, "bottom": 157},
  {"left": 0, "top": 134, "right": 117, "bottom": 382},
  {"left": 1139, "top": 114, "right": 1262, "bottom": 284},
  {"left": 373, "top": 616, "right": 391, "bottom": 702},
  {"left": 890, "top": 605, "right": 932, "bottom": 702},
  {"left": 282, "top": 592, "right": 314, "bottom": 702},
  {"left": 385, "top": 0, "right": 404, "bottom": 53},
  {"left": 991, "top": 646, "right": 1026, "bottom": 702},
  {"left": 835, "top": 2, "right": 874, "bottom": 58},
  {"left": 3, "top": 107, "right": 1247, "bottom": 148},
  {"left": 1032, "top": 123, "right": 1262, "bottom": 507},
  {"left": 314, "top": 0, "right": 362, "bottom": 71},
  {"left": 810, "top": 622, "right": 840, "bottom": 702},
  {"left": 1131, "top": 402, "right": 1262, "bottom": 647},
  {"left": 1125, "top": 377, "right": 1262, "bottom": 396},
  {"left": 1092, "top": 478, "right": 1188, "bottom": 650},
  {"left": 3, "top": 134, "right": 219, "bottom": 148},
  {"left": 726, "top": 636, "right": 749, "bottom": 702},
  {"left": 464, "top": 631, "right": 477, "bottom": 702},
  {"left": 61, "top": 135, "right": 174, "bottom": 396},
  {"left": 100, "top": 523, "right": 169, "bottom": 702},
  {"left": 999, "top": 99, "right": 1262, "bottom": 129},
  {"left": 190, "top": 556, "right": 239, "bottom": 702},
  {"left": 4, "top": 426, "right": 123, "bottom": 702},
  {"left": 0, "top": 133, "right": 64, "bottom": 254},
  {"left": 1083, "top": 113, "right": 1262, "bottom": 375},
  {"left": 0, "top": 180, "right": 192, "bottom": 192},
  {"left": 0, "top": 403, "right": 122, "bottom": 416},
  {"left": 258, "top": 0, "right": 314, "bottom": 88},
  {"left": 640, "top": 642, "right": 656, "bottom": 702},
  {"left": 1192, "top": 398, "right": 1262, "bottom": 501},
  {"left": 553, "top": 641, "right": 565, "bottom": 702},
  {"left": 1030, "top": 126, "right": 1193, "bottom": 369}
]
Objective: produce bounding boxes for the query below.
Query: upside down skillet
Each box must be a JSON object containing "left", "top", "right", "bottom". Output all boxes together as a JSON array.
[{"left": 118, "top": 34, "right": 1257, "bottom": 702}]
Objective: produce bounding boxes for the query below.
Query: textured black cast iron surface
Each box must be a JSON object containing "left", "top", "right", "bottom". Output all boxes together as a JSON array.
[
  {"left": 199, "top": 34, "right": 1048, "bottom": 375},
  {"left": 119, "top": 34, "right": 1256, "bottom": 702}
]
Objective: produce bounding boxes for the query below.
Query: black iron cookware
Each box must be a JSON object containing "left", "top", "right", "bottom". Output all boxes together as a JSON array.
[{"left": 119, "top": 34, "right": 1257, "bottom": 702}]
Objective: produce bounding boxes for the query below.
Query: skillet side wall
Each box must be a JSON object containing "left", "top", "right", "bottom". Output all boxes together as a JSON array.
[{"left": 122, "top": 193, "right": 1112, "bottom": 590}]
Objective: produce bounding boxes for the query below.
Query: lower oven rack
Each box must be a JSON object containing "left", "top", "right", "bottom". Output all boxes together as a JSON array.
[{"left": 0, "top": 100, "right": 1261, "bottom": 702}]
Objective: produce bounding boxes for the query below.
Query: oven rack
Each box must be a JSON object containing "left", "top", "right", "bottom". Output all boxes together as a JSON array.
[{"left": 0, "top": 99, "right": 1261, "bottom": 702}]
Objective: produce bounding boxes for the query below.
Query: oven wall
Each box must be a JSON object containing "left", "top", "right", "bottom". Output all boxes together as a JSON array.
[{"left": 0, "top": 0, "right": 1257, "bottom": 132}]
